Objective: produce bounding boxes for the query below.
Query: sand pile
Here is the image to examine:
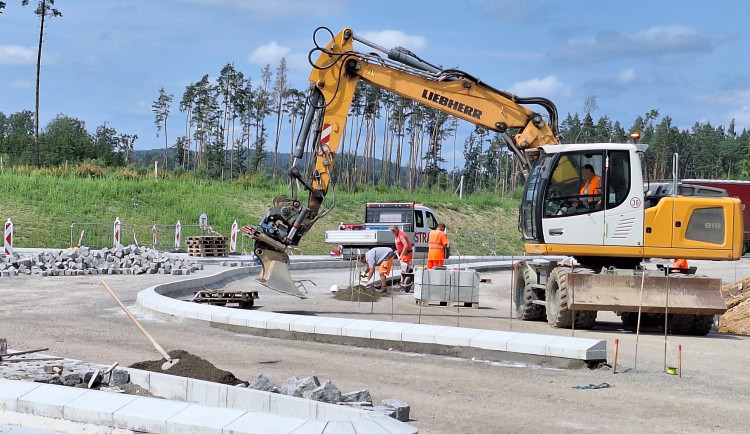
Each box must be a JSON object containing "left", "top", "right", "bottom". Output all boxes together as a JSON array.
[
  {"left": 719, "top": 276, "right": 750, "bottom": 334},
  {"left": 130, "top": 349, "right": 247, "bottom": 386}
]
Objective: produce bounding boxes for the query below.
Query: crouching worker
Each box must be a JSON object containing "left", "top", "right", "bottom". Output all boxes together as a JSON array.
[
  {"left": 359, "top": 246, "right": 395, "bottom": 292},
  {"left": 391, "top": 225, "right": 413, "bottom": 286}
]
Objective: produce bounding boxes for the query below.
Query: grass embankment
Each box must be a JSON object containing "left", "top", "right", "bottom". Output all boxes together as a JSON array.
[{"left": 0, "top": 170, "right": 524, "bottom": 256}]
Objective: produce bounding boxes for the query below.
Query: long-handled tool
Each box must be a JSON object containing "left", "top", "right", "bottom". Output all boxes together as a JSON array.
[{"left": 100, "top": 280, "right": 179, "bottom": 370}]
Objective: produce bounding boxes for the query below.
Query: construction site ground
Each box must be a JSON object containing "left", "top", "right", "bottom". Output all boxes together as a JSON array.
[{"left": 3, "top": 257, "right": 750, "bottom": 433}]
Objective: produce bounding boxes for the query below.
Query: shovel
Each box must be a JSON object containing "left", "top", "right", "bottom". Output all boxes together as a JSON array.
[{"left": 100, "top": 280, "right": 179, "bottom": 370}]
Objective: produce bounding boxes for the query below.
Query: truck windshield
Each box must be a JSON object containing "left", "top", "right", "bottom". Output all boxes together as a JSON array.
[{"left": 366, "top": 207, "right": 415, "bottom": 231}]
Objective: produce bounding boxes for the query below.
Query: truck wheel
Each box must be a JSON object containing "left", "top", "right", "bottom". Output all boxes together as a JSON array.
[
  {"left": 545, "top": 267, "right": 597, "bottom": 329},
  {"left": 667, "top": 314, "right": 714, "bottom": 336},
  {"left": 513, "top": 262, "right": 544, "bottom": 320}
]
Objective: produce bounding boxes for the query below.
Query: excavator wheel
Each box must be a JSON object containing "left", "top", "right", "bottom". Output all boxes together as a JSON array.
[
  {"left": 667, "top": 314, "right": 714, "bottom": 336},
  {"left": 545, "top": 267, "right": 597, "bottom": 329},
  {"left": 513, "top": 261, "right": 545, "bottom": 320},
  {"left": 619, "top": 312, "right": 663, "bottom": 329}
]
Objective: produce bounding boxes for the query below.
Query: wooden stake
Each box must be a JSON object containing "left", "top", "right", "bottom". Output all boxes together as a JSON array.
[{"left": 612, "top": 339, "right": 619, "bottom": 374}]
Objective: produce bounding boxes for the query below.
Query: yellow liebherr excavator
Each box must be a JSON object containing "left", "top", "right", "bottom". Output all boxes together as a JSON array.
[{"left": 246, "top": 27, "right": 742, "bottom": 335}]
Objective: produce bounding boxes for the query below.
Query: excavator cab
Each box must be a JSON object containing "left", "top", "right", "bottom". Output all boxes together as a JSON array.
[{"left": 520, "top": 143, "right": 646, "bottom": 257}]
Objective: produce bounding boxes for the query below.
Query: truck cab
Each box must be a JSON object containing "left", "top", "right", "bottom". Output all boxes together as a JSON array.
[{"left": 325, "top": 202, "right": 439, "bottom": 260}]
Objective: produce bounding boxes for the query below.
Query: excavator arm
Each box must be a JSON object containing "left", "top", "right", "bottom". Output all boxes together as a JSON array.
[{"left": 248, "top": 27, "right": 561, "bottom": 296}]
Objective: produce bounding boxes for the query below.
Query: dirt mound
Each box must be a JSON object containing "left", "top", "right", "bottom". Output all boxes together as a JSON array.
[
  {"left": 719, "top": 276, "right": 750, "bottom": 334},
  {"left": 332, "top": 285, "right": 387, "bottom": 302},
  {"left": 129, "top": 349, "right": 247, "bottom": 386}
]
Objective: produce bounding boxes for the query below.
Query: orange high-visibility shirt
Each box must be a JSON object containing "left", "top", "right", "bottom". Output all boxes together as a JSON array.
[{"left": 427, "top": 230, "right": 448, "bottom": 260}]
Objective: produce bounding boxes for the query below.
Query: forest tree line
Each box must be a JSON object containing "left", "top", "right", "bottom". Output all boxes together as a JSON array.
[{"left": 2, "top": 58, "right": 750, "bottom": 195}]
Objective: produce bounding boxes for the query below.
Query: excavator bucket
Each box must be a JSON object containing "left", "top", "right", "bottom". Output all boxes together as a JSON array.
[
  {"left": 255, "top": 248, "right": 307, "bottom": 299},
  {"left": 567, "top": 273, "right": 726, "bottom": 315}
]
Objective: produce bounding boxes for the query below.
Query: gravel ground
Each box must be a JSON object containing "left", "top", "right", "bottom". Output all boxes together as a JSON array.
[{"left": 2, "top": 258, "right": 750, "bottom": 433}]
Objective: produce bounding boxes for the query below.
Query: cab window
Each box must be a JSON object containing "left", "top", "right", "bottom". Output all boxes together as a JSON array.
[
  {"left": 425, "top": 212, "right": 438, "bottom": 230},
  {"left": 544, "top": 152, "right": 605, "bottom": 217},
  {"left": 414, "top": 211, "right": 424, "bottom": 228}
]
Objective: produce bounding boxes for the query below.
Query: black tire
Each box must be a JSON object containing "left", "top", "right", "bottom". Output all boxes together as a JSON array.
[
  {"left": 239, "top": 300, "right": 254, "bottom": 309},
  {"left": 545, "top": 267, "right": 597, "bottom": 329},
  {"left": 513, "top": 262, "right": 545, "bottom": 320},
  {"left": 620, "top": 312, "right": 663, "bottom": 329},
  {"left": 667, "top": 314, "right": 714, "bottom": 336}
]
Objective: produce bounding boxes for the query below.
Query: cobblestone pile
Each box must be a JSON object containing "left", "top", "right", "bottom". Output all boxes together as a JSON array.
[
  {"left": 253, "top": 373, "right": 410, "bottom": 421},
  {"left": 0, "top": 245, "right": 200, "bottom": 277}
]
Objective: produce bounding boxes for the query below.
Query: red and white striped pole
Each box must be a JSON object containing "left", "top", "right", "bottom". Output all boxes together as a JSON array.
[
  {"left": 151, "top": 224, "right": 157, "bottom": 249},
  {"left": 174, "top": 220, "right": 182, "bottom": 251},
  {"left": 230, "top": 220, "right": 239, "bottom": 253},
  {"left": 113, "top": 217, "right": 121, "bottom": 248},
  {"left": 4, "top": 218, "right": 13, "bottom": 256}
]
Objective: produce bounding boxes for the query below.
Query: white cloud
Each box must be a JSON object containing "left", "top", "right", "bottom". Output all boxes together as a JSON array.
[
  {"left": 0, "top": 45, "right": 36, "bottom": 66},
  {"left": 616, "top": 68, "right": 637, "bottom": 84},
  {"left": 728, "top": 106, "right": 750, "bottom": 130},
  {"left": 357, "top": 30, "right": 427, "bottom": 51},
  {"left": 695, "top": 89, "right": 750, "bottom": 106},
  {"left": 555, "top": 25, "right": 711, "bottom": 62},
  {"left": 509, "top": 75, "right": 571, "bottom": 98},
  {"left": 249, "top": 41, "right": 291, "bottom": 65}
]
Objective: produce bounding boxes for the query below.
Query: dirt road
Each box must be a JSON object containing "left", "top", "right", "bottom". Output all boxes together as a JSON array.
[{"left": 2, "top": 258, "right": 750, "bottom": 433}]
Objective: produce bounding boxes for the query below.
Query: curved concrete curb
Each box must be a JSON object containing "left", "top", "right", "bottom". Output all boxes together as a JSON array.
[
  {"left": 137, "top": 264, "right": 606, "bottom": 368},
  {"left": 0, "top": 377, "right": 414, "bottom": 434}
]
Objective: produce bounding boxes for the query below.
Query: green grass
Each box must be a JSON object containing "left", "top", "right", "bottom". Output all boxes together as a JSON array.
[{"left": 0, "top": 170, "right": 524, "bottom": 256}]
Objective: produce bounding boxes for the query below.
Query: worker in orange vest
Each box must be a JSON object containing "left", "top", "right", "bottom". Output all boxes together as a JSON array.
[
  {"left": 391, "top": 226, "right": 412, "bottom": 286},
  {"left": 579, "top": 164, "right": 602, "bottom": 205},
  {"left": 671, "top": 258, "right": 688, "bottom": 272},
  {"left": 427, "top": 223, "right": 449, "bottom": 269}
]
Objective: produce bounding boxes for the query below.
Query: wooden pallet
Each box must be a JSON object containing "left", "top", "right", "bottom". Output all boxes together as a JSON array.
[
  {"left": 415, "top": 299, "right": 479, "bottom": 308},
  {"left": 415, "top": 299, "right": 449, "bottom": 307},
  {"left": 187, "top": 245, "right": 228, "bottom": 257},
  {"left": 186, "top": 236, "right": 228, "bottom": 257},
  {"left": 192, "top": 289, "right": 258, "bottom": 308}
]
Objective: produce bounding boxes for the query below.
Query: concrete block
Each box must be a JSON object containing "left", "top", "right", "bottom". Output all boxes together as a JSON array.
[
  {"left": 315, "top": 400, "right": 368, "bottom": 422},
  {"left": 370, "top": 321, "right": 413, "bottom": 341},
  {"left": 546, "top": 336, "right": 607, "bottom": 360},
  {"left": 265, "top": 313, "right": 300, "bottom": 331},
  {"left": 148, "top": 371, "right": 188, "bottom": 400},
  {"left": 174, "top": 302, "right": 205, "bottom": 318},
  {"left": 0, "top": 379, "right": 42, "bottom": 411},
  {"left": 63, "top": 389, "right": 138, "bottom": 426},
  {"left": 113, "top": 396, "right": 190, "bottom": 433},
  {"left": 506, "top": 333, "right": 559, "bottom": 356},
  {"left": 314, "top": 317, "right": 355, "bottom": 336},
  {"left": 226, "top": 386, "right": 271, "bottom": 413},
  {"left": 269, "top": 393, "right": 317, "bottom": 419},
  {"left": 165, "top": 403, "right": 246, "bottom": 434},
  {"left": 434, "top": 327, "right": 484, "bottom": 347},
  {"left": 223, "top": 411, "right": 308, "bottom": 434},
  {"left": 16, "top": 383, "right": 88, "bottom": 418},
  {"left": 370, "top": 414, "right": 419, "bottom": 434},
  {"left": 194, "top": 304, "right": 226, "bottom": 322},
  {"left": 290, "top": 316, "right": 328, "bottom": 333},
  {"left": 469, "top": 330, "right": 518, "bottom": 351},
  {"left": 243, "top": 310, "right": 284, "bottom": 329},
  {"left": 325, "top": 419, "right": 399, "bottom": 434},
  {"left": 340, "top": 319, "right": 382, "bottom": 339},
  {"left": 400, "top": 324, "right": 450, "bottom": 344},
  {"left": 289, "top": 420, "right": 329, "bottom": 433},
  {"left": 126, "top": 368, "right": 150, "bottom": 389},
  {"left": 187, "top": 378, "right": 228, "bottom": 407},
  {"left": 225, "top": 310, "right": 256, "bottom": 327}
]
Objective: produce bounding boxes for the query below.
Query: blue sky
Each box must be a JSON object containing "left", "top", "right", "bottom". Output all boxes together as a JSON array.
[{"left": 2, "top": 0, "right": 750, "bottom": 162}]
